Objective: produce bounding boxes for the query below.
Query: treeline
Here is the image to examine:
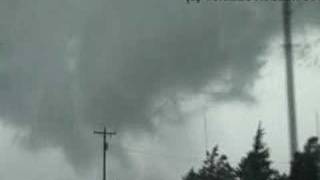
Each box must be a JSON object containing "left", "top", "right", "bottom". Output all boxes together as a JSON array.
[{"left": 183, "top": 123, "right": 320, "bottom": 180}]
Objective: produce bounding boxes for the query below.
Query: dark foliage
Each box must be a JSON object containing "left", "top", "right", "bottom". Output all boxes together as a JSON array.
[
  {"left": 237, "top": 123, "right": 282, "bottom": 180},
  {"left": 183, "top": 146, "right": 236, "bottom": 180},
  {"left": 183, "top": 168, "right": 200, "bottom": 180},
  {"left": 182, "top": 123, "right": 320, "bottom": 180},
  {"left": 290, "top": 136, "right": 320, "bottom": 180}
]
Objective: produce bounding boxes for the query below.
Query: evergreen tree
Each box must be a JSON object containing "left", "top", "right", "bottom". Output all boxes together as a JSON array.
[
  {"left": 183, "top": 146, "right": 236, "bottom": 180},
  {"left": 290, "top": 136, "right": 320, "bottom": 180},
  {"left": 183, "top": 123, "right": 289, "bottom": 180},
  {"left": 183, "top": 168, "right": 200, "bottom": 180},
  {"left": 237, "top": 123, "right": 279, "bottom": 180},
  {"left": 272, "top": 173, "right": 289, "bottom": 180}
]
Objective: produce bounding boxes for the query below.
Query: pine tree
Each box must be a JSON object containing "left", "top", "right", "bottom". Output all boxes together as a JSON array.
[
  {"left": 183, "top": 168, "right": 200, "bottom": 180},
  {"left": 290, "top": 136, "right": 320, "bottom": 180},
  {"left": 198, "top": 146, "right": 236, "bottom": 180},
  {"left": 183, "top": 146, "right": 236, "bottom": 180},
  {"left": 237, "top": 123, "right": 279, "bottom": 180}
]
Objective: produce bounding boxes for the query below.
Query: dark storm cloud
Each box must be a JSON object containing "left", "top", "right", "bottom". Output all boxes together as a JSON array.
[{"left": 2, "top": 0, "right": 317, "bottom": 175}]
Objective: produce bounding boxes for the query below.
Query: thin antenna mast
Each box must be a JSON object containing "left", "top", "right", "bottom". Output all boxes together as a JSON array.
[
  {"left": 316, "top": 112, "right": 319, "bottom": 138},
  {"left": 203, "top": 111, "right": 208, "bottom": 153}
]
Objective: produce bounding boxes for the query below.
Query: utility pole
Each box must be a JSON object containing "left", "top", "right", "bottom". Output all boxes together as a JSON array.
[
  {"left": 283, "top": 1, "right": 298, "bottom": 159},
  {"left": 94, "top": 127, "right": 116, "bottom": 180}
]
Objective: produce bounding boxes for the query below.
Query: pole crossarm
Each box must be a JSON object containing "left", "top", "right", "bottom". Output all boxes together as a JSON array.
[
  {"left": 94, "top": 131, "right": 117, "bottom": 135},
  {"left": 94, "top": 125, "right": 117, "bottom": 136}
]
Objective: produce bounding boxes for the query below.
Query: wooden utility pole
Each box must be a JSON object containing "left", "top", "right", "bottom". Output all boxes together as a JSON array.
[
  {"left": 94, "top": 127, "right": 116, "bottom": 180},
  {"left": 283, "top": 1, "right": 298, "bottom": 159}
]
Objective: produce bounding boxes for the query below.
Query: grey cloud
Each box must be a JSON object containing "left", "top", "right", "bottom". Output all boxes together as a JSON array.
[{"left": 1, "top": 0, "right": 317, "bottom": 177}]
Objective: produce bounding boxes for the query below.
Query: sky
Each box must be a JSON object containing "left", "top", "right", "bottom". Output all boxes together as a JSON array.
[{"left": 1, "top": 1, "right": 320, "bottom": 180}]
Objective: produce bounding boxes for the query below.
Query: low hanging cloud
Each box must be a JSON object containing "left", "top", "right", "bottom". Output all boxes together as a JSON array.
[{"left": 1, "top": 0, "right": 319, "bottom": 174}]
